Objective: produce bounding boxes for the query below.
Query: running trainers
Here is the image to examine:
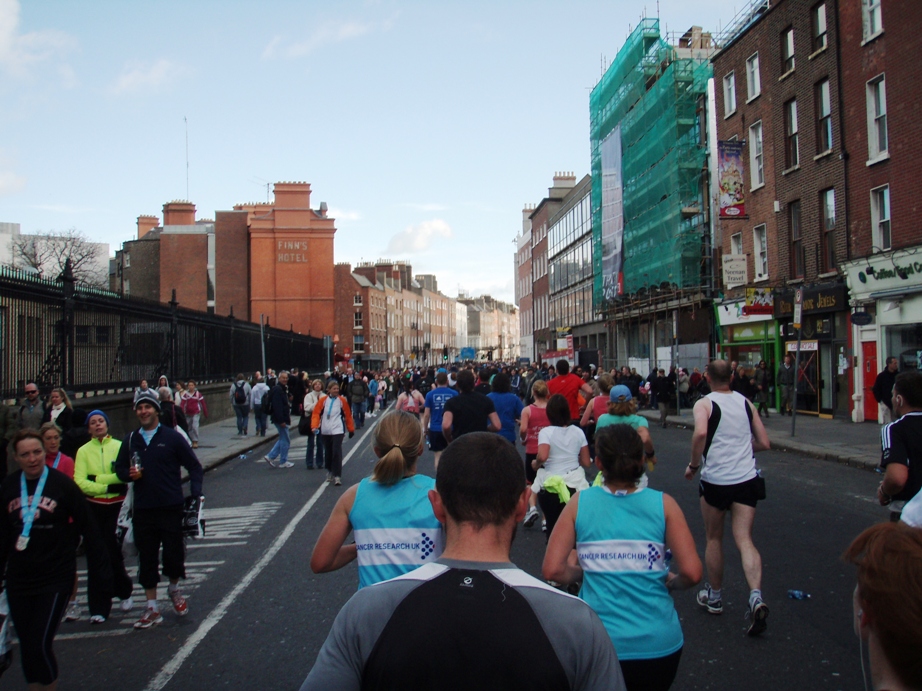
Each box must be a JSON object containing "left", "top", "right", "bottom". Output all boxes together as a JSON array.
[
  {"left": 746, "top": 598, "right": 769, "bottom": 636},
  {"left": 697, "top": 585, "right": 723, "bottom": 614},
  {"left": 120, "top": 596, "right": 135, "bottom": 613},
  {"left": 334, "top": 476, "right": 342, "bottom": 486},
  {"left": 279, "top": 461, "right": 295, "bottom": 468},
  {"left": 170, "top": 589, "right": 188, "bottom": 616},
  {"left": 134, "top": 607, "right": 163, "bottom": 629},
  {"left": 326, "top": 473, "right": 334, "bottom": 483},
  {"left": 264, "top": 455, "right": 279, "bottom": 468},
  {"left": 63, "top": 601, "right": 79, "bottom": 622},
  {"left": 89, "top": 615, "right": 106, "bottom": 625},
  {"left": 523, "top": 506, "right": 539, "bottom": 528}
]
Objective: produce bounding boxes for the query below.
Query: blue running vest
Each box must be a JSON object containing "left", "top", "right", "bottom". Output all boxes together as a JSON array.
[
  {"left": 575, "top": 486, "right": 683, "bottom": 660},
  {"left": 349, "top": 475, "right": 444, "bottom": 589}
]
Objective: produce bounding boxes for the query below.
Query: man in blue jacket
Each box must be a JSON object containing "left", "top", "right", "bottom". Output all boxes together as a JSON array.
[{"left": 115, "top": 391, "right": 203, "bottom": 629}]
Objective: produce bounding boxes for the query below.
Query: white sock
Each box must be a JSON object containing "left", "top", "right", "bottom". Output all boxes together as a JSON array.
[
  {"left": 749, "top": 589, "right": 762, "bottom": 607},
  {"left": 147, "top": 599, "right": 159, "bottom": 612},
  {"left": 168, "top": 583, "right": 179, "bottom": 593},
  {"left": 709, "top": 587, "right": 722, "bottom": 602}
]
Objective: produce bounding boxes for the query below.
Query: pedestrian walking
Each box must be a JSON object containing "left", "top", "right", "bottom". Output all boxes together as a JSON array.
[
  {"left": 0, "top": 429, "right": 112, "bottom": 688},
  {"left": 310, "top": 381, "right": 355, "bottom": 486},
  {"left": 229, "top": 373, "right": 252, "bottom": 436},
  {"left": 876, "top": 371, "right": 922, "bottom": 522},
  {"left": 114, "top": 391, "right": 203, "bottom": 629},
  {"left": 300, "top": 431, "right": 625, "bottom": 691},
  {"left": 303, "top": 380, "right": 325, "bottom": 470},
  {"left": 686, "top": 359, "right": 771, "bottom": 636},
  {"left": 74, "top": 410, "right": 135, "bottom": 623},
  {"left": 544, "top": 424, "right": 702, "bottom": 691},
  {"left": 179, "top": 380, "right": 208, "bottom": 449},
  {"left": 250, "top": 375, "right": 270, "bottom": 437},
  {"left": 753, "top": 360, "right": 771, "bottom": 418},
  {"left": 41, "top": 387, "right": 75, "bottom": 434},
  {"left": 347, "top": 376, "right": 369, "bottom": 429},
  {"left": 873, "top": 356, "right": 900, "bottom": 425},
  {"left": 310, "top": 410, "right": 443, "bottom": 588},
  {"left": 777, "top": 355, "right": 795, "bottom": 415},
  {"left": 264, "top": 371, "right": 294, "bottom": 468}
]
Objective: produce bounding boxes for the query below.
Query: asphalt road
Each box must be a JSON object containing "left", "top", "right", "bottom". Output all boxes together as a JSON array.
[{"left": 0, "top": 419, "right": 886, "bottom": 690}]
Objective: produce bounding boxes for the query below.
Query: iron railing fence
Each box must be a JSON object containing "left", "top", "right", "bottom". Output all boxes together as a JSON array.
[{"left": 0, "top": 265, "right": 324, "bottom": 400}]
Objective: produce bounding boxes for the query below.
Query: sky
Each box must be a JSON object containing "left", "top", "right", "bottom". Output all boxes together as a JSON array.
[{"left": 1, "top": 0, "right": 739, "bottom": 303}]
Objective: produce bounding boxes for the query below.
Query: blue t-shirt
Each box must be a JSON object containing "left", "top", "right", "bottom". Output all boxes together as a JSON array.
[
  {"left": 369, "top": 380, "right": 379, "bottom": 396},
  {"left": 488, "top": 392, "right": 525, "bottom": 443},
  {"left": 424, "top": 387, "right": 459, "bottom": 431}
]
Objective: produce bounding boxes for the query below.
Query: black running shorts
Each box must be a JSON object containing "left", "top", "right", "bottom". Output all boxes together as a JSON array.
[{"left": 699, "top": 476, "right": 762, "bottom": 511}]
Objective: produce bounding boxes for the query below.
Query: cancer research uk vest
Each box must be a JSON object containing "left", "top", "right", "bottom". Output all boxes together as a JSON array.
[
  {"left": 575, "top": 486, "right": 683, "bottom": 660},
  {"left": 349, "top": 475, "right": 444, "bottom": 589}
]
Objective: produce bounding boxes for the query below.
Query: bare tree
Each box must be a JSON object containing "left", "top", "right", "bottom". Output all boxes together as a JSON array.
[{"left": 10, "top": 228, "right": 107, "bottom": 288}]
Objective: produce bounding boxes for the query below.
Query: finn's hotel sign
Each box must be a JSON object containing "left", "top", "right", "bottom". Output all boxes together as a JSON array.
[{"left": 277, "top": 240, "right": 309, "bottom": 263}]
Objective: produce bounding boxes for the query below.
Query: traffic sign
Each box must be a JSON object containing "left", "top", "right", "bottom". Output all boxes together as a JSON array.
[{"left": 793, "top": 288, "right": 803, "bottom": 330}]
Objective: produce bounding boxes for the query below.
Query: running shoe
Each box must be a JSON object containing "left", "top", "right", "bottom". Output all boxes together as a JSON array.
[
  {"left": 264, "top": 455, "right": 279, "bottom": 468},
  {"left": 63, "top": 601, "right": 79, "bottom": 622},
  {"left": 90, "top": 615, "right": 106, "bottom": 625},
  {"left": 746, "top": 598, "right": 769, "bottom": 636},
  {"left": 120, "top": 597, "right": 135, "bottom": 612},
  {"left": 134, "top": 608, "right": 163, "bottom": 629},
  {"left": 541, "top": 519, "right": 547, "bottom": 533},
  {"left": 697, "top": 585, "right": 723, "bottom": 614},
  {"left": 523, "top": 506, "right": 539, "bottom": 528},
  {"left": 279, "top": 461, "right": 295, "bottom": 468},
  {"left": 170, "top": 589, "right": 189, "bottom": 616},
  {"left": 326, "top": 473, "right": 334, "bottom": 483},
  {"left": 334, "top": 476, "right": 342, "bottom": 486}
]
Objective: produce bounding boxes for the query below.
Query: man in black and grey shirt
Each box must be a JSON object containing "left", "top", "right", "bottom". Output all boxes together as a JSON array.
[
  {"left": 877, "top": 371, "right": 922, "bottom": 522},
  {"left": 301, "top": 432, "right": 624, "bottom": 691}
]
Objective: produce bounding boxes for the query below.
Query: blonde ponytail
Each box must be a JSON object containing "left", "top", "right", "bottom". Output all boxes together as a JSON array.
[{"left": 371, "top": 410, "right": 422, "bottom": 486}]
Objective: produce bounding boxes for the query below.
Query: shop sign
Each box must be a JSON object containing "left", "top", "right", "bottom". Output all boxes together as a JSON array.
[
  {"left": 843, "top": 245, "right": 922, "bottom": 302},
  {"left": 722, "top": 255, "right": 748, "bottom": 288},
  {"left": 851, "top": 311, "right": 873, "bottom": 326},
  {"left": 718, "top": 141, "right": 747, "bottom": 218},
  {"left": 793, "top": 289, "right": 803, "bottom": 329},
  {"left": 774, "top": 284, "right": 847, "bottom": 318},
  {"left": 786, "top": 340, "right": 818, "bottom": 352},
  {"left": 717, "top": 299, "right": 774, "bottom": 326},
  {"left": 744, "top": 288, "right": 774, "bottom": 316}
]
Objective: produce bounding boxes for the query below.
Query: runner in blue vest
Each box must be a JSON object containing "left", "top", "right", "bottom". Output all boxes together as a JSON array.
[
  {"left": 310, "top": 410, "right": 444, "bottom": 589},
  {"left": 543, "top": 424, "right": 702, "bottom": 691}
]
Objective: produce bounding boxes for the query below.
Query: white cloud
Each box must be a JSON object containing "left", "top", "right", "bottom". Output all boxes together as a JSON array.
[
  {"left": 0, "top": 0, "right": 76, "bottom": 78},
  {"left": 397, "top": 202, "right": 448, "bottom": 212},
  {"left": 0, "top": 169, "right": 25, "bottom": 196},
  {"left": 327, "top": 207, "right": 361, "bottom": 222},
  {"left": 386, "top": 219, "right": 452, "bottom": 255},
  {"left": 110, "top": 58, "right": 182, "bottom": 94},
  {"left": 262, "top": 16, "right": 394, "bottom": 60}
]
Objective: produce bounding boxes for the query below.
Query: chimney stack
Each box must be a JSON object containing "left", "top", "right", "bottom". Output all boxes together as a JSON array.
[
  {"left": 162, "top": 200, "right": 196, "bottom": 226},
  {"left": 137, "top": 215, "right": 160, "bottom": 239}
]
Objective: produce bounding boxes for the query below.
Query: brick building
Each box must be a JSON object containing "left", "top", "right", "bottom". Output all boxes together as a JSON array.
[
  {"left": 839, "top": 0, "right": 922, "bottom": 421},
  {"left": 334, "top": 263, "right": 388, "bottom": 370},
  {"left": 713, "top": 0, "right": 851, "bottom": 418},
  {"left": 515, "top": 205, "right": 534, "bottom": 362}
]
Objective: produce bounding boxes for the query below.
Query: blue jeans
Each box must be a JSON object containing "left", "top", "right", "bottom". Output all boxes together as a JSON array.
[
  {"left": 306, "top": 432, "right": 324, "bottom": 468},
  {"left": 233, "top": 404, "right": 249, "bottom": 434},
  {"left": 352, "top": 401, "right": 365, "bottom": 427},
  {"left": 254, "top": 409, "right": 268, "bottom": 436},
  {"left": 268, "top": 424, "right": 290, "bottom": 463}
]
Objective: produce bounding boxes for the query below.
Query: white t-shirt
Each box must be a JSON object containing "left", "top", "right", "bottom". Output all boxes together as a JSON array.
[
  {"left": 537, "top": 425, "right": 587, "bottom": 476},
  {"left": 319, "top": 396, "right": 346, "bottom": 435},
  {"left": 901, "top": 491, "right": 922, "bottom": 528}
]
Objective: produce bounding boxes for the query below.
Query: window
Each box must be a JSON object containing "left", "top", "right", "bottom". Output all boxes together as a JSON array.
[
  {"left": 746, "top": 53, "right": 761, "bottom": 100},
  {"left": 723, "top": 72, "right": 737, "bottom": 116},
  {"left": 862, "top": 0, "right": 883, "bottom": 40},
  {"left": 871, "top": 185, "right": 891, "bottom": 250},
  {"left": 354, "top": 311, "right": 363, "bottom": 329},
  {"left": 781, "top": 27, "right": 795, "bottom": 74},
  {"left": 784, "top": 99, "right": 799, "bottom": 169},
  {"left": 816, "top": 79, "right": 832, "bottom": 153},
  {"left": 731, "top": 232, "right": 743, "bottom": 255},
  {"left": 123, "top": 252, "right": 131, "bottom": 268},
  {"left": 820, "top": 188, "right": 836, "bottom": 271},
  {"left": 749, "top": 121, "right": 764, "bottom": 188},
  {"left": 812, "top": 3, "right": 827, "bottom": 52},
  {"left": 353, "top": 294, "right": 362, "bottom": 306},
  {"left": 353, "top": 335, "right": 365, "bottom": 351},
  {"left": 753, "top": 225, "right": 768, "bottom": 279},
  {"left": 790, "top": 200, "right": 804, "bottom": 278},
  {"left": 867, "top": 75, "right": 888, "bottom": 160}
]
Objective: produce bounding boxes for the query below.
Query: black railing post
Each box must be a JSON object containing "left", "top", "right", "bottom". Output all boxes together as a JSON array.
[
  {"left": 59, "top": 259, "right": 76, "bottom": 389},
  {"left": 170, "top": 290, "right": 179, "bottom": 379},
  {"left": 229, "top": 305, "right": 236, "bottom": 376}
]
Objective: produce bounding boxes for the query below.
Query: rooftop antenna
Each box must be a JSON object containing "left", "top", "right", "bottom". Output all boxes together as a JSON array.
[{"left": 184, "top": 116, "right": 189, "bottom": 200}]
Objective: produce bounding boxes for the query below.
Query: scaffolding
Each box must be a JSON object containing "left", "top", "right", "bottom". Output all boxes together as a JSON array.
[{"left": 590, "top": 18, "right": 713, "bottom": 307}]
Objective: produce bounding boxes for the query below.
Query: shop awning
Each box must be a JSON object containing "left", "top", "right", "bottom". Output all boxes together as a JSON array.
[{"left": 868, "top": 285, "right": 922, "bottom": 300}]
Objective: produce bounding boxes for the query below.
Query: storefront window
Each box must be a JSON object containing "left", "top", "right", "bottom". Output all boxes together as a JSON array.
[{"left": 885, "top": 324, "right": 922, "bottom": 372}]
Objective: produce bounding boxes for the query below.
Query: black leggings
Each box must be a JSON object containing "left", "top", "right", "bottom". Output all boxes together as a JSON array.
[
  {"left": 87, "top": 501, "right": 135, "bottom": 618},
  {"left": 322, "top": 434, "right": 345, "bottom": 476},
  {"left": 7, "top": 588, "right": 71, "bottom": 684},
  {"left": 619, "top": 648, "right": 683, "bottom": 691},
  {"left": 537, "top": 487, "right": 577, "bottom": 543}
]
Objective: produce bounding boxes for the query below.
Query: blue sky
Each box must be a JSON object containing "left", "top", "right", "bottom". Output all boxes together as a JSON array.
[{"left": 1, "top": 0, "right": 734, "bottom": 302}]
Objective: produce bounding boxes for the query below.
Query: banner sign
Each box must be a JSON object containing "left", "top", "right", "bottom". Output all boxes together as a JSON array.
[
  {"left": 722, "top": 254, "right": 748, "bottom": 289},
  {"left": 718, "top": 140, "right": 747, "bottom": 219},
  {"left": 744, "top": 288, "right": 774, "bottom": 315},
  {"left": 600, "top": 126, "right": 625, "bottom": 299}
]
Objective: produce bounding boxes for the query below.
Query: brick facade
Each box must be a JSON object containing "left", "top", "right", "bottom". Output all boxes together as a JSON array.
[{"left": 214, "top": 210, "right": 250, "bottom": 319}]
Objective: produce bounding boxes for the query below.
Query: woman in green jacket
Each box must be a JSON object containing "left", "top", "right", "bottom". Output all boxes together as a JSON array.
[{"left": 74, "top": 410, "right": 135, "bottom": 623}]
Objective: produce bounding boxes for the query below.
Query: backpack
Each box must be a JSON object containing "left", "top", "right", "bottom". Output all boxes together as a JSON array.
[
  {"left": 261, "top": 389, "right": 273, "bottom": 416},
  {"left": 233, "top": 381, "right": 247, "bottom": 405}
]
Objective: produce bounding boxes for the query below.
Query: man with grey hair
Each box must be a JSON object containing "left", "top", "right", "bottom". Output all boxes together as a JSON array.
[
  {"left": 158, "top": 386, "right": 188, "bottom": 434},
  {"left": 264, "top": 371, "right": 292, "bottom": 468}
]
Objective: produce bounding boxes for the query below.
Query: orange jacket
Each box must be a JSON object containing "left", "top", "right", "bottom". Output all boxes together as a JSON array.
[{"left": 310, "top": 395, "right": 356, "bottom": 434}]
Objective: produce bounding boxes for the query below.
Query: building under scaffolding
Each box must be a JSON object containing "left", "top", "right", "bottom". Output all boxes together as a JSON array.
[{"left": 589, "top": 19, "right": 716, "bottom": 373}]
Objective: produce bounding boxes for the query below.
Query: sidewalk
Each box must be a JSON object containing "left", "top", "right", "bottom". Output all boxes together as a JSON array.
[
  {"left": 179, "top": 413, "right": 280, "bottom": 478},
  {"left": 638, "top": 406, "right": 882, "bottom": 471}
]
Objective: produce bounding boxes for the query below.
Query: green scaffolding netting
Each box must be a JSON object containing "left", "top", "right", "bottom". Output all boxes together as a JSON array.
[{"left": 590, "top": 18, "right": 712, "bottom": 307}]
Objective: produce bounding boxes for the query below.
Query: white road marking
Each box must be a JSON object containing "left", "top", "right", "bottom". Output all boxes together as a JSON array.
[{"left": 144, "top": 421, "right": 379, "bottom": 691}]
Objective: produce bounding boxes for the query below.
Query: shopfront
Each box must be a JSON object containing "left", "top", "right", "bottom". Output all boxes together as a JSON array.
[
  {"left": 843, "top": 245, "right": 922, "bottom": 422},
  {"left": 715, "top": 297, "right": 780, "bottom": 371},
  {"left": 774, "top": 282, "right": 850, "bottom": 418}
]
